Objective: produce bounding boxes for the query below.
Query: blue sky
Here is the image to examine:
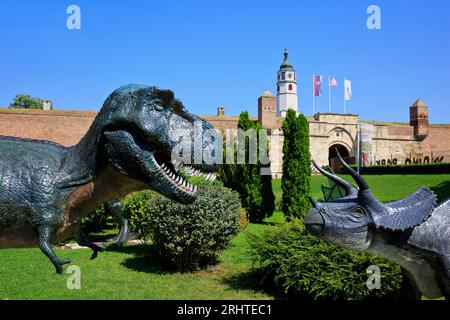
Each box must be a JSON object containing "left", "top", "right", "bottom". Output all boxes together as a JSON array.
[{"left": 0, "top": 0, "right": 449, "bottom": 123}]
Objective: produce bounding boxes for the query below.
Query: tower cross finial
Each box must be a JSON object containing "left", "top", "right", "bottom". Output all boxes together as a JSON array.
[{"left": 284, "top": 47, "right": 288, "bottom": 61}]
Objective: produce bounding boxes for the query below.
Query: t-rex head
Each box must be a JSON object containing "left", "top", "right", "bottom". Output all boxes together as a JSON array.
[{"left": 90, "top": 84, "right": 219, "bottom": 204}]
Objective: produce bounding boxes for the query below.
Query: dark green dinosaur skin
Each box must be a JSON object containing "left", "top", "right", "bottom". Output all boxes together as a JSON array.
[
  {"left": 105, "top": 200, "right": 130, "bottom": 246},
  {"left": 0, "top": 84, "right": 217, "bottom": 273}
]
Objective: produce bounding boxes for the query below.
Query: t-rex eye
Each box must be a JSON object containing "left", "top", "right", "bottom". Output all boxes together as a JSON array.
[
  {"left": 354, "top": 207, "right": 366, "bottom": 217},
  {"left": 153, "top": 99, "right": 164, "bottom": 111}
]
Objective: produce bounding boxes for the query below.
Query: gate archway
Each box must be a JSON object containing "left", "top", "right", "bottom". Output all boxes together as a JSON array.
[{"left": 328, "top": 144, "right": 353, "bottom": 172}]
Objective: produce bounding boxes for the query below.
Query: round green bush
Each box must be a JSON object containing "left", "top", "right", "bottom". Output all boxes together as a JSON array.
[
  {"left": 119, "top": 190, "right": 158, "bottom": 238},
  {"left": 250, "top": 219, "right": 402, "bottom": 300},
  {"left": 121, "top": 185, "right": 241, "bottom": 271}
]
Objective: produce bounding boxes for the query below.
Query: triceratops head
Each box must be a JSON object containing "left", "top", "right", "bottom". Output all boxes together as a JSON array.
[
  {"left": 98, "top": 84, "right": 219, "bottom": 204},
  {"left": 304, "top": 151, "right": 436, "bottom": 252}
]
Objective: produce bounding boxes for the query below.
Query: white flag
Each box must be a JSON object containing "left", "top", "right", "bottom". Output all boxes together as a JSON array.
[{"left": 344, "top": 79, "right": 352, "bottom": 101}]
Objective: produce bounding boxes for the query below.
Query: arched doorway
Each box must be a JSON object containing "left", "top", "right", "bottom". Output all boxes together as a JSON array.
[{"left": 328, "top": 144, "right": 353, "bottom": 172}]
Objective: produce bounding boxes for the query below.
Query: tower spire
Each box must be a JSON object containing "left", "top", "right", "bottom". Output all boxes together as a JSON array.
[{"left": 280, "top": 47, "right": 293, "bottom": 70}]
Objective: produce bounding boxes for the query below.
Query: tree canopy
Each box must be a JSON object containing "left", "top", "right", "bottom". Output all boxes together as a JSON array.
[{"left": 9, "top": 94, "right": 44, "bottom": 109}]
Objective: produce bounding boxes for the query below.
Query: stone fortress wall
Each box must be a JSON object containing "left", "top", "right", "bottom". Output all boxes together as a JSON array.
[
  {"left": 0, "top": 108, "right": 95, "bottom": 146},
  {"left": 1, "top": 95, "right": 450, "bottom": 178}
]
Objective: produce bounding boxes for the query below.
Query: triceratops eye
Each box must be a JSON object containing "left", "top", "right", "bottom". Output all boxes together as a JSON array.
[{"left": 353, "top": 207, "right": 366, "bottom": 217}]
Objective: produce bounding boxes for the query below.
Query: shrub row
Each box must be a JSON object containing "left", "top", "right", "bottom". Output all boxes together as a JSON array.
[
  {"left": 350, "top": 162, "right": 450, "bottom": 175},
  {"left": 250, "top": 220, "right": 402, "bottom": 300}
]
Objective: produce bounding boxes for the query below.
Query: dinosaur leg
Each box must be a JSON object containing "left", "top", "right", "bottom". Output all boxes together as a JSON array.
[
  {"left": 106, "top": 200, "right": 130, "bottom": 246},
  {"left": 76, "top": 232, "right": 104, "bottom": 260},
  {"left": 437, "top": 255, "right": 450, "bottom": 300},
  {"left": 38, "top": 225, "right": 71, "bottom": 274},
  {"left": 399, "top": 267, "right": 422, "bottom": 300}
]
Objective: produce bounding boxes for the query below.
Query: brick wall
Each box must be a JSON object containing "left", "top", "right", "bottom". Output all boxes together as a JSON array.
[
  {"left": 0, "top": 109, "right": 96, "bottom": 146},
  {"left": 0, "top": 110, "right": 252, "bottom": 146}
]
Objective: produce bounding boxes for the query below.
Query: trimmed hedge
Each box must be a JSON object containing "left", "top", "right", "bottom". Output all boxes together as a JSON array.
[
  {"left": 121, "top": 184, "right": 241, "bottom": 271},
  {"left": 250, "top": 220, "right": 402, "bottom": 300},
  {"left": 351, "top": 162, "right": 450, "bottom": 175}
]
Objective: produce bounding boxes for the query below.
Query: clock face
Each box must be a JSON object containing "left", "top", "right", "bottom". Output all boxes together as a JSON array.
[{"left": 288, "top": 73, "right": 293, "bottom": 79}]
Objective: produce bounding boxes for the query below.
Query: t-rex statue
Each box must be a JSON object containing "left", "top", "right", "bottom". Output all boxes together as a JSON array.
[{"left": 0, "top": 84, "right": 217, "bottom": 273}]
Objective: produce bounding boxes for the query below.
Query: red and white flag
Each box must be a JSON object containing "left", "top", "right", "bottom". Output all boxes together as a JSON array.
[{"left": 313, "top": 75, "right": 323, "bottom": 97}]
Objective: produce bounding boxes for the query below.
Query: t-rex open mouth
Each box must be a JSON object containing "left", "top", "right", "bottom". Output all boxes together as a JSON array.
[{"left": 153, "top": 151, "right": 216, "bottom": 196}]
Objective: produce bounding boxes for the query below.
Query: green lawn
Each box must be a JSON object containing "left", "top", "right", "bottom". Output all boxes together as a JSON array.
[{"left": 1, "top": 174, "right": 450, "bottom": 299}]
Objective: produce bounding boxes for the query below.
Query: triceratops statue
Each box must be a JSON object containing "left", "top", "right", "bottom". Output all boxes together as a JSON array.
[{"left": 305, "top": 152, "right": 450, "bottom": 300}]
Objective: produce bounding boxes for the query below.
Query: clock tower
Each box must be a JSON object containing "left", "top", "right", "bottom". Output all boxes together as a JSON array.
[{"left": 276, "top": 48, "right": 298, "bottom": 117}]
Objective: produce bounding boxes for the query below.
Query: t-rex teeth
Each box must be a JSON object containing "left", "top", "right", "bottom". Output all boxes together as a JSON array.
[{"left": 193, "top": 185, "right": 197, "bottom": 193}]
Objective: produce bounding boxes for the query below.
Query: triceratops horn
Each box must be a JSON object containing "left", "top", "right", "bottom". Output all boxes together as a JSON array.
[
  {"left": 335, "top": 149, "right": 370, "bottom": 191},
  {"left": 309, "top": 196, "right": 319, "bottom": 209},
  {"left": 311, "top": 160, "right": 357, "bottom": 197}
]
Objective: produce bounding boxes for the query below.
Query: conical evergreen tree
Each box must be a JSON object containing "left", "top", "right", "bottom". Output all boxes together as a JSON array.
[{"left": 281, "top": 109, "right": 312, "bottom": 220}]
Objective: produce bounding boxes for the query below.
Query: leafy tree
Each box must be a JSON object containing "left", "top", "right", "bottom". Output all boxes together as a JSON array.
[
  {"left": 281, "top": 109, "right": 312, "bottom": 220},
  {"left": 9, "top": 94, "right": 43, "bottom": 109},
  {"left": 219, "top": 111, "right": 274, "bottom": 222},
  {"left": 217, "top": 139, "right": 238, "bottom": 192}
]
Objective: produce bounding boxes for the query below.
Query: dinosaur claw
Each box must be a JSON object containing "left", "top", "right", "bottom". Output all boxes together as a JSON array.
[{"left": 55, "top": 259, "right": 71, "bottom": 274}]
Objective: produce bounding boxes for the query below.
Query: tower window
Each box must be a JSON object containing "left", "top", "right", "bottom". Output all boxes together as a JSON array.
[
  {"left": 277, "top": 85, "right": 280, "bottom": 92},
  {"left": 282, "top": 73, "right": 285, "bottom": 80},
  {"left": 288, "top": 84, "right": 293, "bottom": 91}
]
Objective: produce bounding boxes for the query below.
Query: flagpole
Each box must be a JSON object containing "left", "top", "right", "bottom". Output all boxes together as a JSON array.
[
  {"left": 344, "top": 78, "right": 347, "bottom": 114},
  {"left": 328, "top": 76, "right": 331, "bottom": 113},
  {"left": 356, "top": 117, "right": 361, "bottom": 174}
]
